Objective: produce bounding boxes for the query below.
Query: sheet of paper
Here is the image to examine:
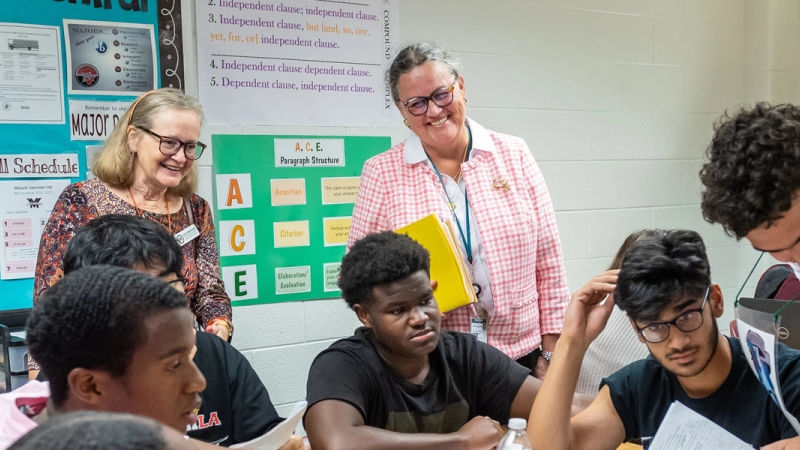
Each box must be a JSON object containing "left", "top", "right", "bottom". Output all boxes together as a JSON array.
[
  {"left": 230, "top": 400, "right": 307, "bottom": 449},
  {"left": 649, "top": 402, "right": 753, "bottom": 450},
  {"left": 0, "top": 23, "right": 65, "bottom": 124},
  {"left": 0, "top": 179, "right": 70, "bottom": 280}
]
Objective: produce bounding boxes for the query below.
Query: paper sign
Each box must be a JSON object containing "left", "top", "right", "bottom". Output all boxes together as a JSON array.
[
  {"left": 222, "top": 264, "right": 258, "bottom": 300},
  {"left": 271, "top": 178, "right": 306, "bottom": 206},
  {"left": 69, "top": 100, "right": 132, "bottom": 140},
  {"left": 0, "top": 154, "right": 79, "bottom": 179},
  {"left": 275, "top": 266, "right": 311, "bottom": 294},
  {"left": 0, "top": 23, "right": 65, "bottom": 124},
  {"left": 323, "top": 262, "right": 341, "bottom": 292},
  {"left": 321, "top": 177, "right": 360, "bottom": 205},
  {"left": 274, "top": 138, "right": 345, "bottom": 168},
  {"left": 218, "top": 220, "right": 256, "bottom": 256},
  {"left": 216, "top": 174, "right": 253, "bottom": 210},
  {"left": 323, "top": 216, "right": 351, "bottom": 246},
  {"left": 273, "top": 220, "right": 310, "bottom": 248},
  {"left": 1, "top": 179, "right": 70, "bottom": 279}
]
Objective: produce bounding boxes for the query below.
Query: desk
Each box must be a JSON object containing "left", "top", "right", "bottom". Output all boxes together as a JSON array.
[{"left": 618, "top": 444, "right": 643, "bottom": 450}]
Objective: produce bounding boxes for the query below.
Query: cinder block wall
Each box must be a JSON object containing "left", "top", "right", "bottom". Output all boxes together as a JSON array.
[{"left": 180, "top": 0, "right": 800, "bottom": 422}]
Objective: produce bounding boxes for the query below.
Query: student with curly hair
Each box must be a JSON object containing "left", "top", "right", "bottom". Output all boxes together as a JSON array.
[
  {"left": 701, "top": 103, "right": 800, "bottom": 277},
  {"left": 304, "top": 231, "right": 589, "bottom": 450},
  {"left": 8, "top": 412, "right": 194, "bottom": 450}
]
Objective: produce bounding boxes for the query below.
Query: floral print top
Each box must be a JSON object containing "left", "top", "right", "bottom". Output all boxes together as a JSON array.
[{"left": 33, "top": 178, "right": 232, "bottom": 327}]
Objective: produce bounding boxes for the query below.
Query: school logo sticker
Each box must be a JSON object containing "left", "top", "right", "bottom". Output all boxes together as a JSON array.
[
  {"left": 75, "top": 64, "right": 99, "bottom": 87},
  {"left": 95, "top": 41, "right": 107, "bottom": 54}
]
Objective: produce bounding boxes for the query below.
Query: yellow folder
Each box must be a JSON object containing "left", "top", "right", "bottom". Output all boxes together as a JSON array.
[{"left": 396, "top": 214, "right": 478, "bottom": 313}]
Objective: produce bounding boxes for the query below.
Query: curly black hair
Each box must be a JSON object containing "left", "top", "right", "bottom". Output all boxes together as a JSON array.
[
  {"left": 63, "top": 214, "right": 183, "bottom": 276},
  {"left": 700, "top": 102, "right": 800, "bottom": 239},
  {"left": 615, "top": 229, "right": 711, "bottom": 322},
  {"left": 26, "top": 265, "right": 188, "bottom": 407},
  {"left": 9, "top": 411, "right": 167, "bottom": 450},
  {"left": 338, "top": 231, "right": 430, "bottom": 308}
]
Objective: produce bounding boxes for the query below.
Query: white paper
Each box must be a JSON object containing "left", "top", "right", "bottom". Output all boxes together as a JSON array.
[
  {"left": 649, "top": 402, "right": 753, "bottom": 450},
  {"left": 0, "top": 179, "right": 70, "bottom": 280},
  {"left": 737, "top": 318, "right": 800, "bottom": 433},
  {"left": 70, "top": 100, "right": 133, "bottom": 141},
  {"left": 230, "top": 400, "right": 307, "bottom": 449},
  {"left": 0, "top": 23, "right": 65, "bottom": 124},
  {"left": 195, "top": 0, "right": 399, "bottom": 127},
  {"left": 0, "top": 154, "right": 79, "bottom": 179}
]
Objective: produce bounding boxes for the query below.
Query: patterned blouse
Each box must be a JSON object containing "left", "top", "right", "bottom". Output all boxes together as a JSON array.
[{"left": 33, "top": 178, "right": 232, "bottom": 327}]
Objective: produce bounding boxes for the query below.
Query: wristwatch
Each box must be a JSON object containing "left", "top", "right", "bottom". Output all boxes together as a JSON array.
[{"left": 539, "top": 346, "right": 553, "bottom": 363}]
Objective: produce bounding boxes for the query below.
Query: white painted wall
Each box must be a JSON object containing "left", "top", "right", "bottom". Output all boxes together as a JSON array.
[{"left": 179, "top": 0, "right": 800, "bottom": 420}]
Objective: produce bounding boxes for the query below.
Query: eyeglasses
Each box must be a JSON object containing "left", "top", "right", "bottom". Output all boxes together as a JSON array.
[
  {"left": 136, "top": 126, "right": 206, "bottom": 160},
  {"left": 400, "top": 77, "right": 458, "bottom": 116},
  {"left": 636, "top": 286, "right": 710, "bottom": 344}
]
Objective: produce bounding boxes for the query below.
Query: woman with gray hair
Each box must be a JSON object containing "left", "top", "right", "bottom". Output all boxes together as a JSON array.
[
  {"left": 348, "top": 43, "right": 569, "bottom": 377},
  {"left": 30, "top": 88, "right": 232, "bottom": 378}
]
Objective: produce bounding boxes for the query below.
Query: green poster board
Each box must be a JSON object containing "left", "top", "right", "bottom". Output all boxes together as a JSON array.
[{"left": 212, "top": 134, "right": 389, "bottom": 306}]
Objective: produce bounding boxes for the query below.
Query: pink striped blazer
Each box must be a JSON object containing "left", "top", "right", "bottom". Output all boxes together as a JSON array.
[{"left": 348, "top": 118, "right": 569, "bottom": 359}]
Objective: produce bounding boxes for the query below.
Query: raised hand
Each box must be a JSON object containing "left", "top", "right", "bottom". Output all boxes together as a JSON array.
[{"left": 561, "top": 270, "right": 619, "bottom": 350}]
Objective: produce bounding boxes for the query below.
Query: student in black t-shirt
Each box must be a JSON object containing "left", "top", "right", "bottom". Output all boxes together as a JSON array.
[
  {"left": 305, "top": 231, "right": 589, "bottom": 450},
  {"left": 529, "top": 229, "right": 800, "bottom": 450},
  {"left": 58, "top": 214, "right": 300, "bottom": 449}
]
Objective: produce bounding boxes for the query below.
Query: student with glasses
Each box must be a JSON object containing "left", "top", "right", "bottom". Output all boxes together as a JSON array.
[
  {"left": 528, "top": 229, "right": 800, "bottom": 450},
  {"left": 31, "top": 88, "right": 232, "bottom": 379},
  {"left": 348, "top": 42, "right": 569, "bottom": 379}
]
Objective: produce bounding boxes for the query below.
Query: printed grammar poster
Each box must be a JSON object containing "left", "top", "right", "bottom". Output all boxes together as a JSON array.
[{"left": 195, "top": 0, "right": 399, "bottom": 127}]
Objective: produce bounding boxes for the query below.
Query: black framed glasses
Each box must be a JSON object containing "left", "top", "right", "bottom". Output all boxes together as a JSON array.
[
  {"left": 636, "top": 286, "right": 711, "bottom": 344},
  {"left": 136, "top": 126, "right": 206, "bottom": 160},
  {"left": 400, "top": 76, "right": 458, "bottom": 116}
]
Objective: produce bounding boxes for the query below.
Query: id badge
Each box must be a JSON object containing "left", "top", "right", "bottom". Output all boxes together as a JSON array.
[
  {"left": 174, "top": 224, "right": 200, "bottom": 246},
  {"left": 470, "top": 318, "right": 488, "bottom": 343}
]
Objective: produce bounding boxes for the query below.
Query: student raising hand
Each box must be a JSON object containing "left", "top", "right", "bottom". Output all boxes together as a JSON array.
[{"left": 562, "top": 270, "right": 619, "bottom": 350}]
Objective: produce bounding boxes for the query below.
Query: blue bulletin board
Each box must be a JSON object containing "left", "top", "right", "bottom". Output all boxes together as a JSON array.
[{"left": 0, "top": 0, "right": 185, "bottom": 311}]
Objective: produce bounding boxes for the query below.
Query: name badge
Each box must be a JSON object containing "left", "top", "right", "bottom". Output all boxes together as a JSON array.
[
  {"left": 470, "top": 318, "right": 487, "bottom": 343},
  {"left": 175, "top": 225, "right": 200, "bottom": 246}
]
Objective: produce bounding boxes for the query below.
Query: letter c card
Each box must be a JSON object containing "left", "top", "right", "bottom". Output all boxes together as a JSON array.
[{"left": 219, "top": 220, "right": 256, "bottom": 256}]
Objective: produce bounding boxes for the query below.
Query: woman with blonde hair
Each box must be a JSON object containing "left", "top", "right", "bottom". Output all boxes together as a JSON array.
[{"left": 31, "top": 88, "right": 232, "bottom": 376}]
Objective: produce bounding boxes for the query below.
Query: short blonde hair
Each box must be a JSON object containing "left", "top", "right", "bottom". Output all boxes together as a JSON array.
[{"left": 92, "top": 88, "right": 205, "bottom": 198}]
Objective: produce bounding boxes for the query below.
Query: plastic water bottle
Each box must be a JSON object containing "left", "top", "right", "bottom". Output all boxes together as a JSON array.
[{"left": 497, "top": 418, "right": 534, "bottom": 450}]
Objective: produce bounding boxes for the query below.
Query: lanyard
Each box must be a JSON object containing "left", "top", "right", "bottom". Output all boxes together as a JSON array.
[{"left": 426, "top": 130, "right": 473, "bottom": 264}]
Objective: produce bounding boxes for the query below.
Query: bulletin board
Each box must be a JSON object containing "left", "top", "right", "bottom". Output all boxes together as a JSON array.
[
  {"left": 0, "top": 0, "right": 185, "bottom": 312},
  {"left": 212, "top": 134, "right": 389, "bottom": 306}
]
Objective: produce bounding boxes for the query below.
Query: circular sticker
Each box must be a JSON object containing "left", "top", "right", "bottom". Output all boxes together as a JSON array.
[{"left": 75, "top": 64, "right": 99, "bottom": 88}]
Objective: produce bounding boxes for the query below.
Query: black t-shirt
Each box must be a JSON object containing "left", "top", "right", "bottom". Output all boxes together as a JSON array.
[
  {"left": 602, "top": 336, "right": 800, "bottom": 447},
  {"left": 187, "top": 331, "right": 283, "bottom": 446},
  {"left": 305, "top": 327, "right": 531, "bottom": 433}
]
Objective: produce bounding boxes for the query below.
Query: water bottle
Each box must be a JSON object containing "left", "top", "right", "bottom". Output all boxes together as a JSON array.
[{"left": 497, "top": 418, "right": 534, "bottom": 450}]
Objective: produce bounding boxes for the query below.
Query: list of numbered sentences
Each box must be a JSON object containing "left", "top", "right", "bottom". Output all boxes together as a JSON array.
[{"left": 204, "top": 0, "right": 383, "bottom": 94}]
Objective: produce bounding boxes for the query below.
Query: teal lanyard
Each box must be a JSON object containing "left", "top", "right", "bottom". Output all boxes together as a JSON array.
[{"left": 425, "top": 130, "right": 473, "bottom": 264}]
